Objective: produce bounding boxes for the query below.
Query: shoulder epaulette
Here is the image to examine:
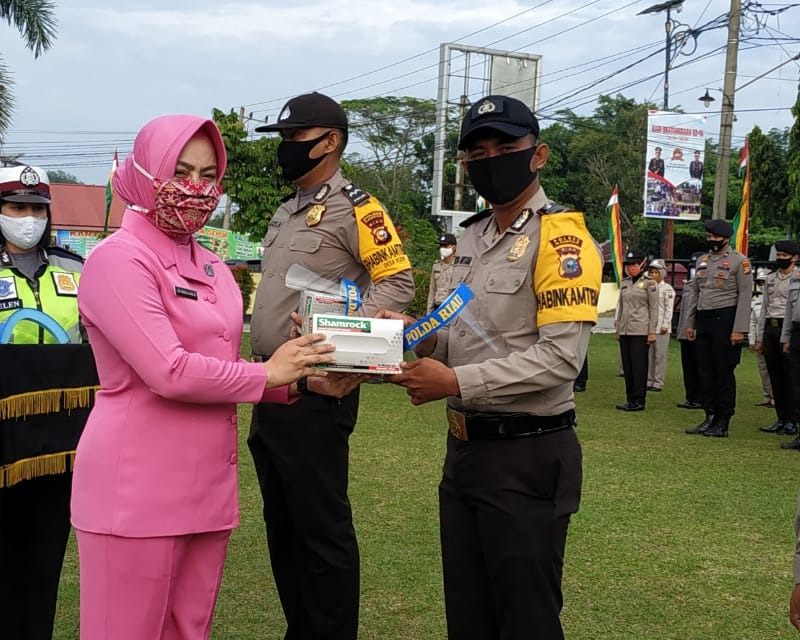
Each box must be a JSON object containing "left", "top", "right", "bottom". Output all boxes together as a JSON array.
[
  {"left": 46, "top": 245, "right": 84, "bottom": 263},
  {"left": 537, "top": 202, "right": 570, "bottom": 215},
  {"left": 460, "top": 209, "right": 492, "bottom": 228},
  {"left": 342, "top": 183, "right": 371, "bottom": 206}
]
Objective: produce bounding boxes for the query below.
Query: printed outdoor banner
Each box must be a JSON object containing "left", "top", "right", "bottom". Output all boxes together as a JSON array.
[
  {"left": 643, "top": 110, "right": 706, "bottom": 221},
  {"left": 55, "top": 226, "right": 262, "bottom": 260}
]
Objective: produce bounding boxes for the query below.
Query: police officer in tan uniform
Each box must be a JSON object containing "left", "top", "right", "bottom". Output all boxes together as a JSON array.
[
  {"left": 248, "top": 92, "right": 415, "bottom": 639},
  {"left": 426, "top": 232, "right": 456, "bottom": 312},
  {"left": 780, "top": 265, "right": 800, "bottom": 450},
  {"left": 685, "top": 218, "right": 752, "bottom": 437},
  {"left": 646, "top": 259, "right": 675, "bottom": 392},
  {"left": 614, "top": 251, "right": 658, "bottom": 411},
  {"left": 755, "top": 240, "right": 800, "bottom": 435},
  {"left": 386, "top": 95, "right": 602, "bottom": 640},
  {"left": 676, "top": 253, "right": 704, "bottom": 409}
]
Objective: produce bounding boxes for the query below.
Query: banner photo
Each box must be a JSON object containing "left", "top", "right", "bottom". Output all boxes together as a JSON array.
[
  {"left": 643, "top": 110, "right": 706, "bottom": 221},
  {"left": 56, "top": 226, "right": 262, "bottom": 260}
]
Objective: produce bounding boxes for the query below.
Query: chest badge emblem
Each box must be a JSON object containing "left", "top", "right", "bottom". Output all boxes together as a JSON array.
[
  {"left": 306, "top": 204, "right": 326, "bottom": 227},
  {"left": 508, "top": 236, "right": 529, "bottom": 262}
]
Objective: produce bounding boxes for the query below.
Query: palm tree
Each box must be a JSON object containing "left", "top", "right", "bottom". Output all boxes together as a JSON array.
[{"left": 0, "top": 0, "right": 58, "bottom": 139}]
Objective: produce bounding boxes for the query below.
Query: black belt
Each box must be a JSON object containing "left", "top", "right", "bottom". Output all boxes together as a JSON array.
[
  {"left": 767, "top": 318, "right": 783, "bottom": 328},
  {"left": 697, "top": 306, "right": 736, "bottom": 318},
  {"left": 446, "top": 408, "right": 576, "bottom": 442}
]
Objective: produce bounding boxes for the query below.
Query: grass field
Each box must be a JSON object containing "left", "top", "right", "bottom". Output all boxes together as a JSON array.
[{"left": 53, "top": 333, "right": 800, "bottom": 639}]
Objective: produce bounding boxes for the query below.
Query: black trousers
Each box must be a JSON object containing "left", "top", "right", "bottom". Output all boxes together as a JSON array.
[
  {"left": 575, "top": 357, "right": 588, "bottom": 387},
  {"left": 440, "top": 428, "right": 582, "bottom": 640},
  {"left": 679, "top": 339, "right": 702, "bottom": 404},
  {"left": 788, "top": 324, "right": 800, "bottom": 420},
  {"left": 695, "top": 307, "right": 743, "bottom": 419},
  {"left": 0, "top": 473, "right": 72, "bottom": 640},
  {"left": 762, "top": 321, "right": 794, "bottom": 421},
  {"left": 619, "top": 335, "right": 649, "bottom": 405},
  {"left": 248, "top": 390, "right": 360, "bottom": 640}
]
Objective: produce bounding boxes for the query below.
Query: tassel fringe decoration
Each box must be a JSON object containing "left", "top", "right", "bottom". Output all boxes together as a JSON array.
[
  {"left": 0, "top": 386, "right": 100, "bottom": 420},
  {"left": 0, "top": 451, "right": 76, "bottom": 488}
]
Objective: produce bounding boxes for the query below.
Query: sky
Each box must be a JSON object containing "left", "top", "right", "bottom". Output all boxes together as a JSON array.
[{"left": 1, "top": 0, "right": 798, "bottom": 187}]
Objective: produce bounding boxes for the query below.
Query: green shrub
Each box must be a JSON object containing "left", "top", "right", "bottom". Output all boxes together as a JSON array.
[
  {"left": 229, "top": 265, "right": 254, "bottom": 313},
  {"left": 407, "top": 268, "right": 431, "bottom": 318}
]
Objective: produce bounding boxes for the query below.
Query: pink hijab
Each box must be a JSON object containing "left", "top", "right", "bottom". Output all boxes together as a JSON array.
[{"left": 113, "top": 115, "right": 227, "bottom": 213}]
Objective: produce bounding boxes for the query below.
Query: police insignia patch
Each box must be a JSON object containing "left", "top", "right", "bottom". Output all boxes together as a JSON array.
[
  {"left": 306, "top": 204, "right": 326, "bottom": 226},
  {"left": 343, "top": 184, "right": 370, "bottom": 206},
  {"left": 279, "top": 106, "right": 291, "bottom": 121},
  {"left": 742, "top": 260, "right": 752, "bottom": 275},
  {"left": 19, "top": 166, "right": 40, "bottom": 187},
  {"left": 549, "top": 234, "right": 584, "bottom": 280},
  {"left": 511, "top": 209, "right": 532, "bottom": 231},
  {"left": 313, "top": 184, "right": 331, "bottom": 202},
  {"left": 360, "top": 210, "right": 392, "bottom": 245},
  {"left": 52, "top": 272, "right": 78, "bottom": 296},
  {"left": 0, "top": 276, "right": 17, "bottom": 299},
  {"left": 476, "top": 100, "right": 497, "bottom": 115}
]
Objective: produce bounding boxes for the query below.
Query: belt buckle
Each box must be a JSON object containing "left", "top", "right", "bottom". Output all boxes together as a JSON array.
[
  {"left": 446, "top": 408, "right": 468, "bottom": 441},
  {"left": 770, "top": 318, "right": 780, "bottom": 328}
]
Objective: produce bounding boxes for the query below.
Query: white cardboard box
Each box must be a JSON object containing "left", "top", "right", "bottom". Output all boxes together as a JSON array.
[
  {"left": 299, "top": 290, "right": 347, "bottom": 335},
  {"left": 312, "top": 314, "right": 404, "bottom": 374}
]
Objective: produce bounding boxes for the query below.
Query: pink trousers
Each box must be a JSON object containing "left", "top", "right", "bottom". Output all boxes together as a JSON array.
[{"left": 75, "top": 528, "right": 230, "bottom": 640}]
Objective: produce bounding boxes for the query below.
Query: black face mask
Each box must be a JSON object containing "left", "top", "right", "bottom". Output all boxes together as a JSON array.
[
  {"left": 466, "top": 146, "right": 538, "bottom": 206},
  {"left": 707, "top": 239, "right": 727, "bottom": 253},
  {"left": 277, "top": 132, "right": 331, "bottom": 181},
  {"left": 776, "top": 258, "right": 794, "bottom": 270}
]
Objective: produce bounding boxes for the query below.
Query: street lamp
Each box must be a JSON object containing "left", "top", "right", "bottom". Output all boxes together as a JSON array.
[{"left": 698, "top": 89, "right": 716, "bottom": 108}]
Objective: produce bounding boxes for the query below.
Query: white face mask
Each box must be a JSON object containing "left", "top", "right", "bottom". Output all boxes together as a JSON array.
[
  {"left": 440, "top": 247, "right": 454, "bottom": 260},
  {"left": 0, "top": 214, "right": 48, "bottom": 250}
]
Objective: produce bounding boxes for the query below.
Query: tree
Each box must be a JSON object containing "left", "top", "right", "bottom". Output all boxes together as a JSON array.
[
  {"left": 211, "top": 108, "right": 289, "bottom": 242},
  {"left": 47, "top": 169, "right": 81, "bottom": 184},
  {"left": 748, "top": 125, "right": 789, "bottom": 231},
  {"left": 0, "top": 1, "right": 58, "bottom": 139},
  {"left": 787, "top": 80, "right": 800, "bottom": 235}
]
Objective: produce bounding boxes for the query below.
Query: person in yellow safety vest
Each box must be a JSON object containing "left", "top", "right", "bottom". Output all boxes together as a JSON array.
[
  {"left": 0, "top": 165, "right": 84, "bottom": 344},
  {"left": 0, "top": 164, "right": 86, "bottom": 640}
]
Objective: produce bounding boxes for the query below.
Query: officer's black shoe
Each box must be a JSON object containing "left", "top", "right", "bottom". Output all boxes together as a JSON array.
[
  {"left": 780, "top": 435, "right": 800, "bottom": 450},
  {"left": 759, "top": 420, "right": 785, "bottom": 433},
  {"left": 685, "top": 413, "right": 714, "bottom": 435},
  {"left": 616, "top": 402, "right": 645, "bottom": 411},
  {"left": 779, "top": 422, "right": 799, "bottom": 436},
  {"left": 676, "top": 400, "right": 703, "bottom": 409},
  {"left": 647, "top": 386, "right": 662, "bottom": 392},
  {"left": 573, "top": 383, "right": 586, "bottom": 392},
  {"left": 703, "top": 416, "right": 730, "bottom": 438}
]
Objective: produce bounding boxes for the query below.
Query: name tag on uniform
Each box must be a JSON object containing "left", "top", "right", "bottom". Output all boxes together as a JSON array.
[
  {"left": 52, "top": 271, "right": 78, "bottom": 296},
  {"left": 174, "top": 286, "right": 198, "bottom": 300}
]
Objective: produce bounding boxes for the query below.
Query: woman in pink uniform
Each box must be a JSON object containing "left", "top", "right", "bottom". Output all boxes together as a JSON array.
[{"left": 72, "top": 114, "right": 333, "bottom": 640}]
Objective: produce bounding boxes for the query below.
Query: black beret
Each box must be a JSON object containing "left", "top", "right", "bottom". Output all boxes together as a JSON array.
[
  {"left": 775, "top": 240, "right": 800, "bottom": 255},
  {"left": 624, "top": 250, "right": 646, "bottom": 264},
  {"left": 439, "top": 233, "right": 457, "bottom": 245},
  {"left": 704, "top": 218, "right": 733, "bottom": 238},
  {"left": 458, "top": 95, "right": 540, "bottom": 150}
]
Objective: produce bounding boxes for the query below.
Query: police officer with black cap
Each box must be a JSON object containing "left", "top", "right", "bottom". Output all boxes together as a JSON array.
[
  {"left": 248, "top": 92, "right": 415, "bottom": 639},
  {"left": 684, "top": 218, "right": 753, "bottom": 437},
  {"left": 755, "top": 240, "right": 800, "bottom": 435},
  {"left": 384, "top": 95, "right": 603, "bottom": 640},
  {"left": 427, "top": 232, "right": 457, "bottom": 312}
]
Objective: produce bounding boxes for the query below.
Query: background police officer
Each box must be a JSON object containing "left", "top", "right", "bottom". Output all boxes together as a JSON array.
[
  {"left": 0, "top": 164, "right": 85, "bottom": 640},
  {"left": 779, "top": 264, "right": 800, "bottom": 450},
  {"left": 756, "top": 240, "right": 800, "bottom": 435},
  {"left": 385, "top": 94, "right": 602, "bottom": 640},
  {"left": 676, "top": 253, "right": 704, "bottom": 409},
  {"left": 646, "top": 258, "right": 675, "bottom": 393},
  {"left": 685, "top": 219, "right": 753, "bottom": 437},
  {"left": 427, "top": 232, "right": 457, "bottom": 313},
  {"left": 248, "top": 92, "right": 414, "bottom": 639},
  {"left": 614, "top": 251, "right": 658, "bottom": 411}
]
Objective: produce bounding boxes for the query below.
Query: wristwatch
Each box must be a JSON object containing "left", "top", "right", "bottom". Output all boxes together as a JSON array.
[{"left": 296, "top": 377, "right": 309, "bottom": 395}]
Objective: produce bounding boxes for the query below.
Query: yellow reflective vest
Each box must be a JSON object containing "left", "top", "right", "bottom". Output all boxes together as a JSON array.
[{"left": 0, "top": 246, "right": 83, "bottom": 344}]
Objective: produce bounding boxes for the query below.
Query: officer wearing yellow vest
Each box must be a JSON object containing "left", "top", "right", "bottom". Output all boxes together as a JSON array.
[
  {"left": 384, "top": 95, "right": 602, "bottom": 640},
  {"left": 0, "top": 164, "right": 85, "bottom": 640}
]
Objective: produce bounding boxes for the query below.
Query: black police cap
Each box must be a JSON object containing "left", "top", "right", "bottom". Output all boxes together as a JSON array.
[
  {"left": 458, "top": 95, "right": 540, "bottom": 150},
  {"left": 624, "top": 250, "right": 646, "bottom": 264},
  {"left": 439, "top": 233, "right": 457, "bottom": 245},
  {"left": 775, "top": 239, "right": 800, "bottom": 255},
  {"left": 703, "top": 218, "right": 733, "bottom": 238},
  {"left": 255, "top": 92, "right": 348, "bottom": 132}
]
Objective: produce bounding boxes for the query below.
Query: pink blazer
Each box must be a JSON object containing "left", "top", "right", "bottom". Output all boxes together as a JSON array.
[{"left": 72, "top": 212, "right": 287, "bottom": 537}]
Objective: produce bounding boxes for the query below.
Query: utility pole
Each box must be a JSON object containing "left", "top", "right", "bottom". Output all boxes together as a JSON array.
[
  {"left": 222, "top": 106, "right": 246, "bottom": 230},
  {"left": 712, "top": 0, "right": 741, "bottom": 220}
]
